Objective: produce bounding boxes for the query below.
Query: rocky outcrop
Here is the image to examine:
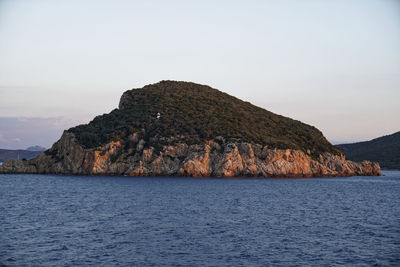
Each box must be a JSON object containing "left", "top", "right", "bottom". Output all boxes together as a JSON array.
[{"left": 0, "top": 132, "right": 380, "bottom": 177}]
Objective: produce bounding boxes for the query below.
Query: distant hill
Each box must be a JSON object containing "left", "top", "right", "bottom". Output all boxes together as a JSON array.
[
  {"left": 26, "top": 146, "right": 47, "bottom": 152},
  {"left": 337, "top": 131, "right": 400, "bottom": 170},
  {"left": 0, "top": 149, "right": 44, "bottom": 162}
]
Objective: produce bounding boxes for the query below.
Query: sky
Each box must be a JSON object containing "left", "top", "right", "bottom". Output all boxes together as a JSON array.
[{"left": 0, "top": 0, "right": 399, "bottom": 149}]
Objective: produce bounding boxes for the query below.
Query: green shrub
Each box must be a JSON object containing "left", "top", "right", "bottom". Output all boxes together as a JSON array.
[{"left": 68, "top": 81, "right": 340, "bottom": 157}]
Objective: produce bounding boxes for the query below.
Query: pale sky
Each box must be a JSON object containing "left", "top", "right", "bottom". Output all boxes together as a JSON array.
[{"left": 0, "top": 0, "right": 399, "bottom": 149}]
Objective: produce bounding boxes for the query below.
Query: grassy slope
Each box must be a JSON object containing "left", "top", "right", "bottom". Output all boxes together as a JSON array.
[
  {"left": 337, "top": 131, "right": 400, "bottom": 170},
  {"left": 68, "top": 81, "right": 340, "bottom": 156}
]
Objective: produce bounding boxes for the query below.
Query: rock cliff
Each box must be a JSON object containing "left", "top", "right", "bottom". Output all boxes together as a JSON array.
[
  {"left": 0, "top": 81, "right": 381, "bottom": 177},
  {"left": 0, "top": 132, "right": 380, "bottom": 177}
]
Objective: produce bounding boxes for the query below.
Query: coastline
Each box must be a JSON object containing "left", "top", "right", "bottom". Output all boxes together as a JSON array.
[{"left": 0, "top": 133, "right": 380, "bottom": 178}]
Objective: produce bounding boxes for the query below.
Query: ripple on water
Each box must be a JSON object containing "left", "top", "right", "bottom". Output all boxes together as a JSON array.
[{"left": 0, "top": 172, "right": 399, "bottom": 266}]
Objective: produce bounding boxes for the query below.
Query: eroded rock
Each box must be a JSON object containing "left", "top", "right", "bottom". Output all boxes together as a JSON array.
[{"left": 0, "top": 132, "right": 381, "bottom": 178}]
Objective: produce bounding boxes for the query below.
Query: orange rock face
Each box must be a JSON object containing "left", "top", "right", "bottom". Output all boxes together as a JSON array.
[{"left": 0, "top": 132, "right": 380, "bottom": 178}]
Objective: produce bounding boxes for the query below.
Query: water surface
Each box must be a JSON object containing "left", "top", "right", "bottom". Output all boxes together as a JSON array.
[{"left": 1, "top": 171, "right": 399, "bottom": 266}]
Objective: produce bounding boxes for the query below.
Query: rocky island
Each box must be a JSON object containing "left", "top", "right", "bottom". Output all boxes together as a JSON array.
[{"left": 0, "top": 81, "right": 380, "bottom": 177}]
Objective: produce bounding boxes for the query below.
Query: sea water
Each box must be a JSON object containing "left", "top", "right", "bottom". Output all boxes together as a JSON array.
[{"left": 1, "top": 171, "right": 399, "bottom": 266}]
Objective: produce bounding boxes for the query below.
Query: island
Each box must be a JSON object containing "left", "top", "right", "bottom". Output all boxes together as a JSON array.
[{"left": 0, "top": 81, "right": 380, "bottom": 177}]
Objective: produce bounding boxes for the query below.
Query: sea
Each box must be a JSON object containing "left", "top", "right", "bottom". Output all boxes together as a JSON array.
[{"left": 1, "top": 171, "right": 399, "bottom": 266}]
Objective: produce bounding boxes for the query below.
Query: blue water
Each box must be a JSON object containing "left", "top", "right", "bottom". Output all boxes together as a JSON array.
[{"left": 1, "top": 172, "right": 399, "bottom": 266}]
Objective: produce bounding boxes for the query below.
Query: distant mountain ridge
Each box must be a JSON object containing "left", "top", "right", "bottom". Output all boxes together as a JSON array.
[
  {"left": 0, "top": 149, "right": 43, "bottom": 162},
  {"left": 337, "top": 131, "right": 400, "bottom": 170},
  {"left": 26, "top": 146, "right": 47, "bottom": 152}
]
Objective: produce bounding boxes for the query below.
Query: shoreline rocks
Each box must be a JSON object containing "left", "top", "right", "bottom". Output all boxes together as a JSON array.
[{"left": 0, "top": 132, "right": 380, "bottom": 178}]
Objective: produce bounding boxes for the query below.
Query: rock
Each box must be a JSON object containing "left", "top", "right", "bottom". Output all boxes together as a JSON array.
[
  {"left": 137, "top": 139, "right": 145, "bottom": 151},
  {"left": 0, "top": 132, "right": 381, "bottom": 177}
]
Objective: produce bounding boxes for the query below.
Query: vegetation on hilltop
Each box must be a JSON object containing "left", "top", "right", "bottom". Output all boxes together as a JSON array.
[
  {"left": 337, "top": 131, "right": 400, "bottom": 169},
  {"left": 68, "top": 81, "right": 340, "bottom": 156}
]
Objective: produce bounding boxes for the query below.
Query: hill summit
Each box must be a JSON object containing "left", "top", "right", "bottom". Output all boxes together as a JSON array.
[
  {"left": 69, "top": 81, "right": 339, "bottom": 157},
  {"left": 0, "top": 81, "right": 380, "bottom": 177}
]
